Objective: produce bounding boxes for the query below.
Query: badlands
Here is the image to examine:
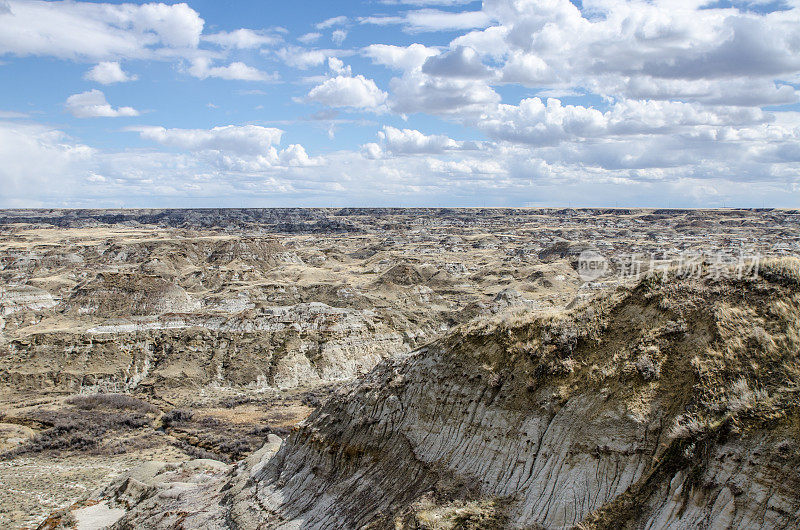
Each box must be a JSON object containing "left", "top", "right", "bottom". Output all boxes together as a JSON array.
[{"left": 0, "top": 208, "right": 798, "bottom": 529}]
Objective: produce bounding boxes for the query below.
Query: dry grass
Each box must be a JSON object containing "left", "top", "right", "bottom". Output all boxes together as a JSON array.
[
  {"left": 443, "top": 260, "right": 800, "bottom": 449},
  {"left": 65, "top": 393, "right": 158, "bottom": 413},
  {"left": 760, "top": 256, "right": 800, "bottom": 285}
]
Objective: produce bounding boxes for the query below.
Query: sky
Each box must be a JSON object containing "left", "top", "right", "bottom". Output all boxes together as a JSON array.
[{"left": 0, "top": 0, "right": 799, "bottom": 208}]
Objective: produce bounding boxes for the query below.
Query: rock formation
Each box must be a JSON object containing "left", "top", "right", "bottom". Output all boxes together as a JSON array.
[
  {"left": 94, "top": 259, "right": 800, "bottom": 528},
  {"left": 2, "top": 209, "right": 798, "bottom": 528}
]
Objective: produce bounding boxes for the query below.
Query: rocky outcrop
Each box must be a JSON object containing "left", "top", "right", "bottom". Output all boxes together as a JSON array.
[
  {"left": 0, "top": 285, "right": 57, "bottom": 316},
  {"left": 101, "top": 262, "right": 800, "bottom": 528},
  {"left": 69, "top": 273, "right": 200, "bottom": 316},
  {"left": 0, "top": 302, "right": 411, "bottom": 393}
]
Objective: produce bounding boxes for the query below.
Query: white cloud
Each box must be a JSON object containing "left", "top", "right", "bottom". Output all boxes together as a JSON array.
[
  {"left": 188, "top": 57, "right": 277, "bottom": 81},
  {"left": 500, "top": 51, "right": 556, "bottom": 85},
  {"left": 203, "top": 29, "right": 281, "bottom": 49},
  {"left": 275, "top": 46, "right": 327, "bottom": 69},
  {"left": 316, "top": 16, "right": 348, "bottom": 29},
  {"left": 331, "top": 29, "right": 347, "bottom": 46},
  {"left": 593, "top": 76, "right": 799, "bottom": 107},
  {"left": 364, "top": 43, "right": 499, "bottom": 115},
  {"left": 0, "top": 0, "right": 204, "bottom": 60},
  {"left": 5, "top": 0, "right": 800, "bottom": 208},
  {"left": 360, "top": 9, "right": 490, "bottom": 32},
  {"left": 421, "top": 46, "right": 492, "bottom": 78},
  {"left": 0, "top": 110, "right": 28, "bottom": 118},
  {"left": 135, "top": 125, "right": 284, "bottom": 155},
  {"left": 466, "top": 0, "right": 800, "bottom": 106},
  {"left": 451, "top": 26, "right": 508, "bottom": 59},
  {"left": 3, "top": 116, "right": 799, "bottom": 208},
  {"left": 370, "top": 125, "right": 471, "bottom": 155},
  {"left": 298, "top": 32, "right": 322, "bottom": 44},
  {"left": 363, "top": 43, "right": 439, "bottom": 71},
  {"left": 328, "top": 57, "right": 352, "bottom": 76},
  {"left": 0, "top": 121, "right": 95, "bottom": 204},
  {"left": 134, "top": 124, "right": 321, "bottom": 171},
  {"left": 477, "top": 97, "right": 772, "bottom": 146},
  {"left": 390, "top": 71, "right": 500, "bottom": 115},
  {"left": 360, "top": 142, "right": 383, "bottom": 159},
  {"left": 84, "top": 61, "right": 137, "bottom": 84},
  {"left": 279, "top": 144, "right": 320, "bottom": 166},
  {"left": 65, "top": 89, "right": 139, "bottom": 118},
  {"left": 308, "top": 75, "right": 388, "bottom": 110}
]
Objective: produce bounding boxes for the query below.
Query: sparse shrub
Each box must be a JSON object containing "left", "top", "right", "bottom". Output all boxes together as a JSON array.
[
  {"left": 726, "top": 378, "right": 768, "bottom": 413},
  {"left": 749, "top": 326, "right": 776, "bottom": 352},
  {"left": 669, "top": 414, "right": 711, "bottom": 440},
  {"left": 28, "top": 420, "right": 98, "bottom": 452},
  {"left": 249, "top": 425, "right": 289, "bottom": 437},
  {"left": 172, "top": 440, "right": 224, "bottom": 462},
  {"left": 218, "top": 439, "right": 254, "bottom": 460},
  {"left": 540, "top": 320, "right": 579, "bottom": 355},
  {"left": 199, "top": 416, "right": 221, "bottom": 427},
  {"left": 118, "top": 413, "right": 150, "bottom": 428},
  {"left": 218, "top": 395, "right": 254, "bottom": 408},
  {"left": 2, "top": 407, "right": 155, "bottom": 458},
  {"left": 162, "top": 408, "right": 193, "bottom": 426},
  {"left": 103, "top": 435, "right": 159, "bottom": 455},
  {"left": 66, "top": 393, "right": 158, "bottom": 413}
]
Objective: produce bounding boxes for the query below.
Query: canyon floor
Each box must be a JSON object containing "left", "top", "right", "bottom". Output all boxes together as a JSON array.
[{"left": 0, "top": 208, "right": 797, "bottom": 529}]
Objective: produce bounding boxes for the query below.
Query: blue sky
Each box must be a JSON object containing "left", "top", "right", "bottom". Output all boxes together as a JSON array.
[{"left": 0, "top": 0, "right": 799, "bottom": 207}]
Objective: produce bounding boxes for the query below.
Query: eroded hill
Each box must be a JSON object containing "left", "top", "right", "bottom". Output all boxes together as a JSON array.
[{"left": 83, "top": 259, "right": 800, "bottom": 529}]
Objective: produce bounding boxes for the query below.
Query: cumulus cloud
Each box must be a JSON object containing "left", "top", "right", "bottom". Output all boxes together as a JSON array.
[
  {"left": 278, "top": 144, "right": 320, "bottom": 166},
  {"left": 390, "top": 72, "right": 500, "bottom": 115},
  {"left": 0, "top": 1, "right": 204, "bottom": 60},
  {"left": 203, "top": 28, "right": 281, "bottom": 49},
  {"left": 65, "top": 89, "right": 139, "bottom": 118},
  {"left": 500, "top": 51, "right": 556, "bottom": 85},
  {"left": 5, "top": 0, "right": 800, "bottom": 208},
  {"left": 422, "top": 46, "right": 492, "bottom": 78},
  {"left": 477, "top": 97, "right": 772, "bottom": 146},
  {"left": 134, "top": 124, "right": 322, "bottom": 170},
  {"left": 365, "top": 44, "right": 500, "bottom": 115},
  {"left": 463, "top": 0, "right": 800, "bottom": 106},
  {"left": 4, "top": 115, "right": 799, "bottom": 208},
  {"left": 593, "top": 76, "right": 799, "bottom": 107},
  {"left": 84, "top": 61, "right": 137, "bottom": 84},
  {"left": 328, "top": 57, "right": 352, "bottom": 76},
  {"left": 451, "top": 26, "right": 508, "bottom": 59},
  {"left": 308, "top": 75, "right": 388, "bottom": 110},
  {"left": 188, "top": 57, "right": 277, "bottom": 81},
  {"left": 363, "top": 43, "right": 439, "bottom": 71},
  {"left": 135, "top": 125, "right": 284, "bottom": 155},
  {"left": 365, "top": 125, "right": 475, "bottom": 157},
  {"left": 275, "top": 46, "right": 327, "bottom": 69}
]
